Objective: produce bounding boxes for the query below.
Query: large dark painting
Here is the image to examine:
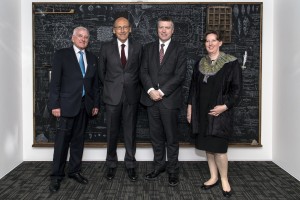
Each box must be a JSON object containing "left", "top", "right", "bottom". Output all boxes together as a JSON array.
[{"left": 33, "top": 2, "right": 262, "bottom": 147}]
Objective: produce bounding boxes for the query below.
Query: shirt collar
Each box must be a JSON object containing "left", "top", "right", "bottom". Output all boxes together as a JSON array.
[
  {"left": 73, "top": 45, "right": 85, "bottom": 54},
  {"left": 117, "top": 39, "right": 129, "bottom": 47},
  {"left": 159, "top": 38, "right": 171, "bottom": 46}
]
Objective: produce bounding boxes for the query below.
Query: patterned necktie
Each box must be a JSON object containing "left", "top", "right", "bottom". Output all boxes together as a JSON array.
[
  {"left": 121, "top": 44, "right": 127, "bottom": 67},
  {"left": 159, "top": 43, "right": 165, "bottom": 64},
  {"left": 79, "top": 51, "right": 85, "bottom": 96}
]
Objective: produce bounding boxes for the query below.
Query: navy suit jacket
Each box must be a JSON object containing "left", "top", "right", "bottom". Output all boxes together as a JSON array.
[
  {"left": 140, "top": 40, "right": 187, "bottom": 109},
  {"left": 98, "top": 39, "right": 142, "bottom": 105},
  {"left": 48, "top": 47, "right": 100, "bottom": 117}
]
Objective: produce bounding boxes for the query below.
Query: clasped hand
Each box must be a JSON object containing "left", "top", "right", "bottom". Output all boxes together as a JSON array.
[
  {"left": 187, "top": 104, "right": 228, "bottom": 124},
  {"left": 149, "top": 90, "right": 162, "bottom": 101},
  {"left": 208, "top": 105, "right": 228, "bottom": 117}
]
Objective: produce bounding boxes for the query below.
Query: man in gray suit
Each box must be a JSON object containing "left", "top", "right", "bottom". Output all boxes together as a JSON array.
[
  {"left": 98, "top": 17, "right": 142, "bottom": 182},
  {"left": 140, "top": 17, "right": 187, "bottom": 187}
]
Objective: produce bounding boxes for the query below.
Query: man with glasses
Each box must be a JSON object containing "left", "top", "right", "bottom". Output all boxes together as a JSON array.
[
  {"left": 48, "top": 26, "right": 99, "bottom": 192},
  {"left": 98, "top": 17, "right": 142, "bottom": 182}
]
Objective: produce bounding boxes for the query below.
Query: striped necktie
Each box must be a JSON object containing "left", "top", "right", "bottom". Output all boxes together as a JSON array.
[{"left": 159, "top": 43, "right": 165, "bottom": 64}]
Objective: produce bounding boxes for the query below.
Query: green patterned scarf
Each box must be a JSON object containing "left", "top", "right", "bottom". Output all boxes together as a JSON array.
[{"left": 199, "top": 52, "right": 237, "bottom": 82}]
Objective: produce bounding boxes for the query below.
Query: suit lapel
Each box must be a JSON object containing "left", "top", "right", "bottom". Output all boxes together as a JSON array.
[
  {"left": 112, "top": 40, "right": 124, "bottom": 69},
  {"left": 153, "top": 41, "right": 160, "bottom": 68},
  {"left": 126, "top": 40, "right": 134, "bottom": 69},
  {"left": 69, "top": 47, "right": 82, "bottom": 75},
  {"left": 85, "top": 50, "right": 92, "bottom": 75}
]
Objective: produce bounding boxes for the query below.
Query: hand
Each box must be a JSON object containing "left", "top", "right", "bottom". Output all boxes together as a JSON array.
[
  {"left": 92, "top": 108, "right": 99, "bottom": 116},
  {"left": 187, "top": 104, "right": 192, "bottom": 123},
  {"left": 149, "top": 90, "right": 162, "bottom": 101},
  {"left": 52, "top": 108, "right": 61, "bottom": 117},
  {"left": 208, "top": 105, "right": 228, "bottom": 117}
]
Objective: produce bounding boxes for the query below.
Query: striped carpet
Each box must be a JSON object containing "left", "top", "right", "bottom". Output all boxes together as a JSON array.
[{"left": 0, "top": 161, "right": 299, "bottom": 199}]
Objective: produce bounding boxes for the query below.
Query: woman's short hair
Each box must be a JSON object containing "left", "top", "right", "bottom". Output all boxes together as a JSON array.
[{"left": 204, "top": 30, "right": 223, "bottom": 42}]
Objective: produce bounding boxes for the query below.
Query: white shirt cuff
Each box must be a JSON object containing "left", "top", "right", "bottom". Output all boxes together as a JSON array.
[
  {"left": 147, "top": 88, "right": 155, "bottom": 94},
  {"left": 158, "top": 89, "right": 164, "bottom": 97}
]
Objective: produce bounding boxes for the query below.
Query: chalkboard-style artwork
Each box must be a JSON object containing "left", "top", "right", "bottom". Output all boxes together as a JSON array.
[
  {"left": 207, "top": 6, "right": 232, "bottom": 43},
  {"left": 33, "top": 3, "right": 262, "bottom": 147}
]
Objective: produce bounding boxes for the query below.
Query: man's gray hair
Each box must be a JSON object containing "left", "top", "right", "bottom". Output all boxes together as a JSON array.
[{"left": 73, "top": 26, "right": 90, "bottom": 36}]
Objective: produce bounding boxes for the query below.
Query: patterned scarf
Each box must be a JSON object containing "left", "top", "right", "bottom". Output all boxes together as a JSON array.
[{"left": 199, "top": 52, "right": 237, "bottom": 82}]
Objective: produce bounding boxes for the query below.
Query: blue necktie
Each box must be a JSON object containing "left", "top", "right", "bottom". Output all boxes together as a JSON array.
[{"left": 79, "top": 51, "right": 85, "bottom": 96}]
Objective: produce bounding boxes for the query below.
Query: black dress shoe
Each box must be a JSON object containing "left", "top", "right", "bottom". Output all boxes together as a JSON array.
[
  {"left": 106, "top": 168, "right": 116, "bottom": 181},
  {"left": 201, "top": 181, "right": 219, "bottom": 190},
  {"left": 222, "top": 190, "right": 232, "bottom": 198},
  {"left": 127, "top": 168, "right": 137, "bottom": 182},
  {"left": 49, "top": 179, "right": 61, "bottom": 193},
  {"left": 145, "top": 170, "right": 165, "bottom": 181},
  {"left": 168, "top": 173, "right": 179, "bottom": 187},
  {"left": 68, "top": 173, "right": 88, "bottom": 184}
]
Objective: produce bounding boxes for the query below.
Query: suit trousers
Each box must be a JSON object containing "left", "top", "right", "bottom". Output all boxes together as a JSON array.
[
  {"left": 51, "top": 99, "right": 88, "bottom": 180},
  {"left": 105, "top": 92, "right": 137, "bottom": 169},
  {"left": 147, "top": 102, "right": 180, "bottom": 174}
]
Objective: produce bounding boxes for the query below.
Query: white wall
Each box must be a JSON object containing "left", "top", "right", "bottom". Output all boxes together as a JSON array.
[
  {"left": 0, "top": 0, "right": 22, "bottom": 179},
  {"left": 273, "top": 0, "right": 300, "bottom": 180},
  {"left": 21, "top": 0, "right": 272, "bottom": 164}
]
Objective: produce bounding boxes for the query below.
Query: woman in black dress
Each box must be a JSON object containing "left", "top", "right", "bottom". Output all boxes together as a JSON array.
[{"left": 187, "top": 30, "right": 242, "bottom": 198}]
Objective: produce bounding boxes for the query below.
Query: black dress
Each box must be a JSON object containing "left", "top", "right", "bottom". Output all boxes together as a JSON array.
[{"left": 195, "top": 64, "right": 229, "bottom": 153}]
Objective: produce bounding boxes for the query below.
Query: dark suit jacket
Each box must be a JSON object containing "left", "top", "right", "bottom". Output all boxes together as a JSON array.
[
  {"left": 48, "top": 47, "right": 100, "bottom": 117},
  {"left": 98, "top": 39, "right": 142, "bottom": 105},
  {"left": 140, "top": 40, "right": 187, "bottom": 109}
]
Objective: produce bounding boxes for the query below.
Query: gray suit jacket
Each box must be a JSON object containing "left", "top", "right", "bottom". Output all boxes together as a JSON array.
[
  {"left": 140, "top": 40, "right": 187, "bottom": 109},
  {"left": 98, "top": 39, "right": 143, "bottom": 105}
]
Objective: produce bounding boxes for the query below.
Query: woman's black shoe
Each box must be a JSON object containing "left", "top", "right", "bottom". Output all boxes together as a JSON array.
[
  {"left": 200, "top": 181, "right": 219, "bottom": 190},
  {"left": 222, "top": 190, "right": 232, "bottom": 198}
]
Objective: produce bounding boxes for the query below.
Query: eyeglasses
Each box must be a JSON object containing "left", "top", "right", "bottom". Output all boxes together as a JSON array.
[{"left": 114, "top": 26, "right": 130, "bottom": 31}]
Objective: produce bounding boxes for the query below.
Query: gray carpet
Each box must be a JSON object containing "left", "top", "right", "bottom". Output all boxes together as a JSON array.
[{"left": 0, "top": 161, "right": 299, "bottom": 199}]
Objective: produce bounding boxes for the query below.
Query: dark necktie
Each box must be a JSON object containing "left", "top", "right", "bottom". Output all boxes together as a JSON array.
[
  {"left": 79, "top": 51, "right": 85, "bottom": 96},
  {"left": 159, "top": 43, "right": 165, "bottom": 64},
  {"left": 121, "top": 44, "right": 127, "bottom": 67}
]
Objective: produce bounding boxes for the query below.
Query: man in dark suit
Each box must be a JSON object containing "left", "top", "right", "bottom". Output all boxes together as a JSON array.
[
  {"left": 48, "top": 26, "right": 99, "bottom": 192},
  {"left": 140, "top": 17, "right": 187, "bottom": 187},
  {"left": 98, "top": 17, "right": 142, "bottom": 182}
]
